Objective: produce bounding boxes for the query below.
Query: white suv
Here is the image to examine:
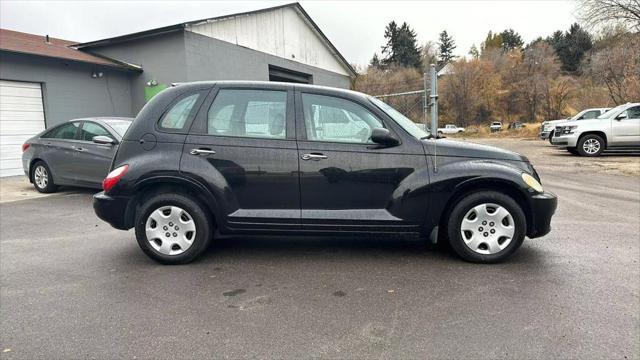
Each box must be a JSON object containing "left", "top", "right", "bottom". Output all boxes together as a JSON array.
[
  {"left": 540, "top": 108, "right": 609, "bottom": 143},
  {"left": 551, "top": 103, "right": 640, "bottom": 156}
]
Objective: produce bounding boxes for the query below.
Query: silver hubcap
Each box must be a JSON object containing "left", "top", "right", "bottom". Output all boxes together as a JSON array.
[
  {"left": 145, "top": 206, "right": 196, "bottom": 256},
  {"left": 583, "top": 139, "right": 600, "bottom": 154},
  {"left": 460, "top": 203, "right": 515, "bottom": 255},
  {"left": 34, "top": 166, "right": 48, "bottom": 189}
]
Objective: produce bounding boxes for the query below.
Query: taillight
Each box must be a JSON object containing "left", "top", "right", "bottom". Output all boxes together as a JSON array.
[
  {"left": 22, "top": 143, "right": 30, "bottom": 152},
  {"left": 102, "top": 165, "right": 129, "bottom": 192}
]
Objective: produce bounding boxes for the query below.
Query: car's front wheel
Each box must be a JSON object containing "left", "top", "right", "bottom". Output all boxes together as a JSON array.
[
  {"left": 447, "top": 191, "right": 526, "bottom": 263},
  {"left": 31, "top": 161, "right": 57, "bottom": 193},
  {"left": 135, "top": 193, "right": 212, "bottom": 264},
  {"left": 548, "top": 131, "right": 554, "bottom": 144},
  {"left": 577, "top": 134, "right": 604, "bottom": 156}
]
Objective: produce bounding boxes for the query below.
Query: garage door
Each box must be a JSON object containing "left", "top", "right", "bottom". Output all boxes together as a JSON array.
[{"left": 0, "top": 80, "right": 46, "bottom": 177}]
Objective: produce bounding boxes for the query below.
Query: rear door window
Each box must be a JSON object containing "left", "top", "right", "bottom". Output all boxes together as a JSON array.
[
  {"left": 206, "top": 89, "right": 287, "bottom": 139},
  {"left": 42, "top": 122, "right": 80, "bottom": 140}
]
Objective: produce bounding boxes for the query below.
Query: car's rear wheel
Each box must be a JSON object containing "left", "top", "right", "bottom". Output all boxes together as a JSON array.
[
  {"left": 577, "top": 134, "right": 604, "bottom": 157},
  {"left": 31, "top": 161, "right": 57, "bottom": 193},
  {"left": 135, "top": 193, "right": 212, "bottom": 264},
  {"left": 447, "top": 191, "right": 526, "bottom": 263}
]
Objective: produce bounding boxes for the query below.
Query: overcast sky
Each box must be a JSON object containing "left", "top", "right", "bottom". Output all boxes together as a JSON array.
[{"left": 0, "top": 0, "right": 578, "bottom": 66}]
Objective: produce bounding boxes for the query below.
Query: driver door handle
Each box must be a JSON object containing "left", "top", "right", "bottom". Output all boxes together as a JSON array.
[
  {"left": 72, "top": 146, "right": 85, "bottom": 152},
  {"left": 301, "top": 153, "right": 328, "bottom": 161},
  {"left": 190, "top": 148, "right": 216, "bottom": 155}
]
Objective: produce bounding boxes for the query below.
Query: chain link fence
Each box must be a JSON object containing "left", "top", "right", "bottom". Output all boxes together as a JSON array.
[{"left": 375, "top": 89, "right": 428, "bottom": 129}]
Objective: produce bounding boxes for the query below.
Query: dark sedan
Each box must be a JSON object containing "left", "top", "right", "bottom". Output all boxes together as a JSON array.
[{"left": 22, "top": 117, "right": 133, "bottom": 193}]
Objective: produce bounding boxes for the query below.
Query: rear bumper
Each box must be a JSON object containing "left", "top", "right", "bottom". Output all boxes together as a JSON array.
[
  {"left": 93, "top": 191, "right": 132, "bottom": 230},
  {"left": 527, "top": 191, "right": 558, "bottom": 238}
]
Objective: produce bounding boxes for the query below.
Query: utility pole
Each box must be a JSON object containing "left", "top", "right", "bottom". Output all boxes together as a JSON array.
[
  {"left": 423, "top": 71, "right": 429, "bottom": 129},
  {"left": 430, "top": 64, "right": 438, "bottom": 137}
]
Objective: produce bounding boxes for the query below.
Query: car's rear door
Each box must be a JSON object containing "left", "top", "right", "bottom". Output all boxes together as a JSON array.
[
  {"left": 180, "top": 83, "right": 300, "bottom": 231},
  {"left": 294, "top": 90, "right": 427, "bottom": 233},
  {"left": 38, "top": 121, "right": 81, "bottom": 184},
  {"left": 73, "top": 121, "right": 119, "bottom": 186}
]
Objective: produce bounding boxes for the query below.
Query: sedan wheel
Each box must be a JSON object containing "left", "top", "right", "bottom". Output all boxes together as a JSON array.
[
  {"left": 34, "top": 165, "right": 48, "bottom": 189},
  {"left": 31, "top": 161, "right": 57, "bottom": 193},
  {"left": 460, "top": 203, "right": 515, "bottom": 255},
  {"left": 145, "top": 206, "right": 197, "bottom": 256}
]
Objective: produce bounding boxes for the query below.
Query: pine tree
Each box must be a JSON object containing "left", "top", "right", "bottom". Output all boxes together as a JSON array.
[
  {"left": 469, "top": 44, "right": 480, "bottom": 59},
  {"left": 500, "top": 29, "right": 524, "bottom": 51},
  {"left": 546, "top": 23, "right": 592, "bottom": 72},
  {"left": 481, "top": 31, "right": 503, "bottom": 53},
  {"left": 370, "top": 53, "right": 381, "bottom": 69},
  {"left": 438, "top": 30, "right": 456, "bottom": 67},
  {"left": 380, "top": 21, "right": 423, "bottom": 69}
]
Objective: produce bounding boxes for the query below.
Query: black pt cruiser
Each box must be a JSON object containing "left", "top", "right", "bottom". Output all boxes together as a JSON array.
[{"left": 94, "top": 81, "right": 557, "bottom": 264}]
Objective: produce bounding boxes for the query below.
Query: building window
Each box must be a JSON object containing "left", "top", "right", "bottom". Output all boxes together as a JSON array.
[{"left": 268, "top": 65, "right": 312, "bottom": 84}]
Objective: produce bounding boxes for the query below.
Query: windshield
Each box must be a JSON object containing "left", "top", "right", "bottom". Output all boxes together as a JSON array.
[
  {"left": 103, "top": 119, "right": 132, "bottom": 136},
  {"left": 597, "top": 105, "right": 626, "bottom": 119},
  {"left": 368, "top": 96, "right": 430, "bottom": 139}
]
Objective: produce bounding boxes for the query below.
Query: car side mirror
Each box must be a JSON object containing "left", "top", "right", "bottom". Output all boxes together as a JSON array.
[
  {"left": 370, "top": 128, "right": 400, "bottom": 147},
  {"left": 615, "top": 114, "right": 628, "bottom": 121},
  {"left": 93, "top": 135, "right": 117, "bottom": 145}
]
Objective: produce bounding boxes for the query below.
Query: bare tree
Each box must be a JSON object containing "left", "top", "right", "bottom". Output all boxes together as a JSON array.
[
  {"left": 586, "top": 34, "right": 640, "bottom": 104},
  {"left": 577, "top": 0, "right": 640, "bottom": 31}
]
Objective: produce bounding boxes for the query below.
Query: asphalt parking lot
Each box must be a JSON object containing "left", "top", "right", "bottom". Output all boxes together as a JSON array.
[{"left": 1, "top": 139, "right": 639, "bottom": 359}]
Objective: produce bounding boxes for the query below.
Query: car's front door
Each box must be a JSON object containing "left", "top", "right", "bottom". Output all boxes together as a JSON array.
[
  {"left": 295, "top": 91, "right": 428, "bottom": 233},
  {"left": 73, "top": 121, "right": 118, "bottom": 186},
  {"left": 611, "top": 106, "right": 640, "bottom": 146},
  {"left": 180, "top": 84, "right": 300, "bottom": 231}
]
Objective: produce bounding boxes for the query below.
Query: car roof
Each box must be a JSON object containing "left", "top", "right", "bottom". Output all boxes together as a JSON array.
[
  {"left": 67, "top": 117, "right": 134, "bottom": 123},
  {"left": 173, "top": 81, "right": 370, "bottom": 101}
]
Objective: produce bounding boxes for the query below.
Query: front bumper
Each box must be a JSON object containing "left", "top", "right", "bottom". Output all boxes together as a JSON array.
[
  {"left": 527, "top": 191, "right": 558, "bottom": 238},
  {"left": 539, "top": 130, "right": 551, "bottom": 139},
  {"left": 93, "top": 191, "right": 132, "bottom": 230},
  {"left": 550, "top": 134, "right": 577, "bottom": 147}
]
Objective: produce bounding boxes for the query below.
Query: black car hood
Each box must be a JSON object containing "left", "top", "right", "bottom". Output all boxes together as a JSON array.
[{"left": 421, "top": 139, "right": 527, "bottom": 162}]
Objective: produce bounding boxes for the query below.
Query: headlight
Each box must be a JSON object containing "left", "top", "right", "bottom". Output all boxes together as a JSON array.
[
  {"left": 522, "top": 173, "right": 543, "bottom": 193},
  {"left": 561, "top": 125, "right": 578, "bottom": 134}
]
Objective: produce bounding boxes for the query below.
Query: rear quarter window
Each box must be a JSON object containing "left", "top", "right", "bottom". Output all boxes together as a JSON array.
[{"left": 158, "top": 93, "right": 202, "bottom": 132}]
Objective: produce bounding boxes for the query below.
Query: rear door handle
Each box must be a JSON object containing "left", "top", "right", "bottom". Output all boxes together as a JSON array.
[
  {"left": 190, "top": 148, "right": 216, "bottom": 155},
  {"left": 301, "top": 153, "right": 328, "bottom": 161}
]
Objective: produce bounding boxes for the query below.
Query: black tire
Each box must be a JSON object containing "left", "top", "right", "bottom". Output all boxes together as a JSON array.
[
  {"left": 548, "top": 131, "right": 554, "bottom": 144},
  {"left": 30, "top": 161, "right": 58, "bottom": 193},
  {"left": 446, "top": 191, "right": 526, "bottom": 263},
  {"left": 134, "top": 193, "right": 212, "bottom": 264},
  {"left": 567, "top": 147, "right": 579, "bottom": 155},
  {"left": 577, "top": 134, "right": 605, "bottom": 157}
]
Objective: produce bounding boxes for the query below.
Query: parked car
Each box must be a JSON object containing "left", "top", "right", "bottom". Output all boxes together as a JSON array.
[
  {"left": 508, "top": 122, "right": 526, "bottom": 130},
  {"left": 437, "top": 124, "right": 465, "bottom": 135},
  {"left": 490, "top": 122, "right": 502, "bottom": 132},
  {"left": 93, "top": 82, "right": 557, "bottom": 264},
  {"left": 22, "top": 117, "right": 133, "bottom": 192},
  {"left": 551, "top": 103, "right": 640, "bottom": 156},
  {"left": 540, "top": 108, "right": 610, "bottom": 143}
]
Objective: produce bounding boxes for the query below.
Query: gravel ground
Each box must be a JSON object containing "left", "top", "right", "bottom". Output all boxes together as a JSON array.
[{"left": 1, "top": 139, "right": 638, "bottom": 359}]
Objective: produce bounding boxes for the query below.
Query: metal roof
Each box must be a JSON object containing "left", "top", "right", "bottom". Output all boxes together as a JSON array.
[{"left": 73, "top": 2, "right": 355, "bottom": 77}]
